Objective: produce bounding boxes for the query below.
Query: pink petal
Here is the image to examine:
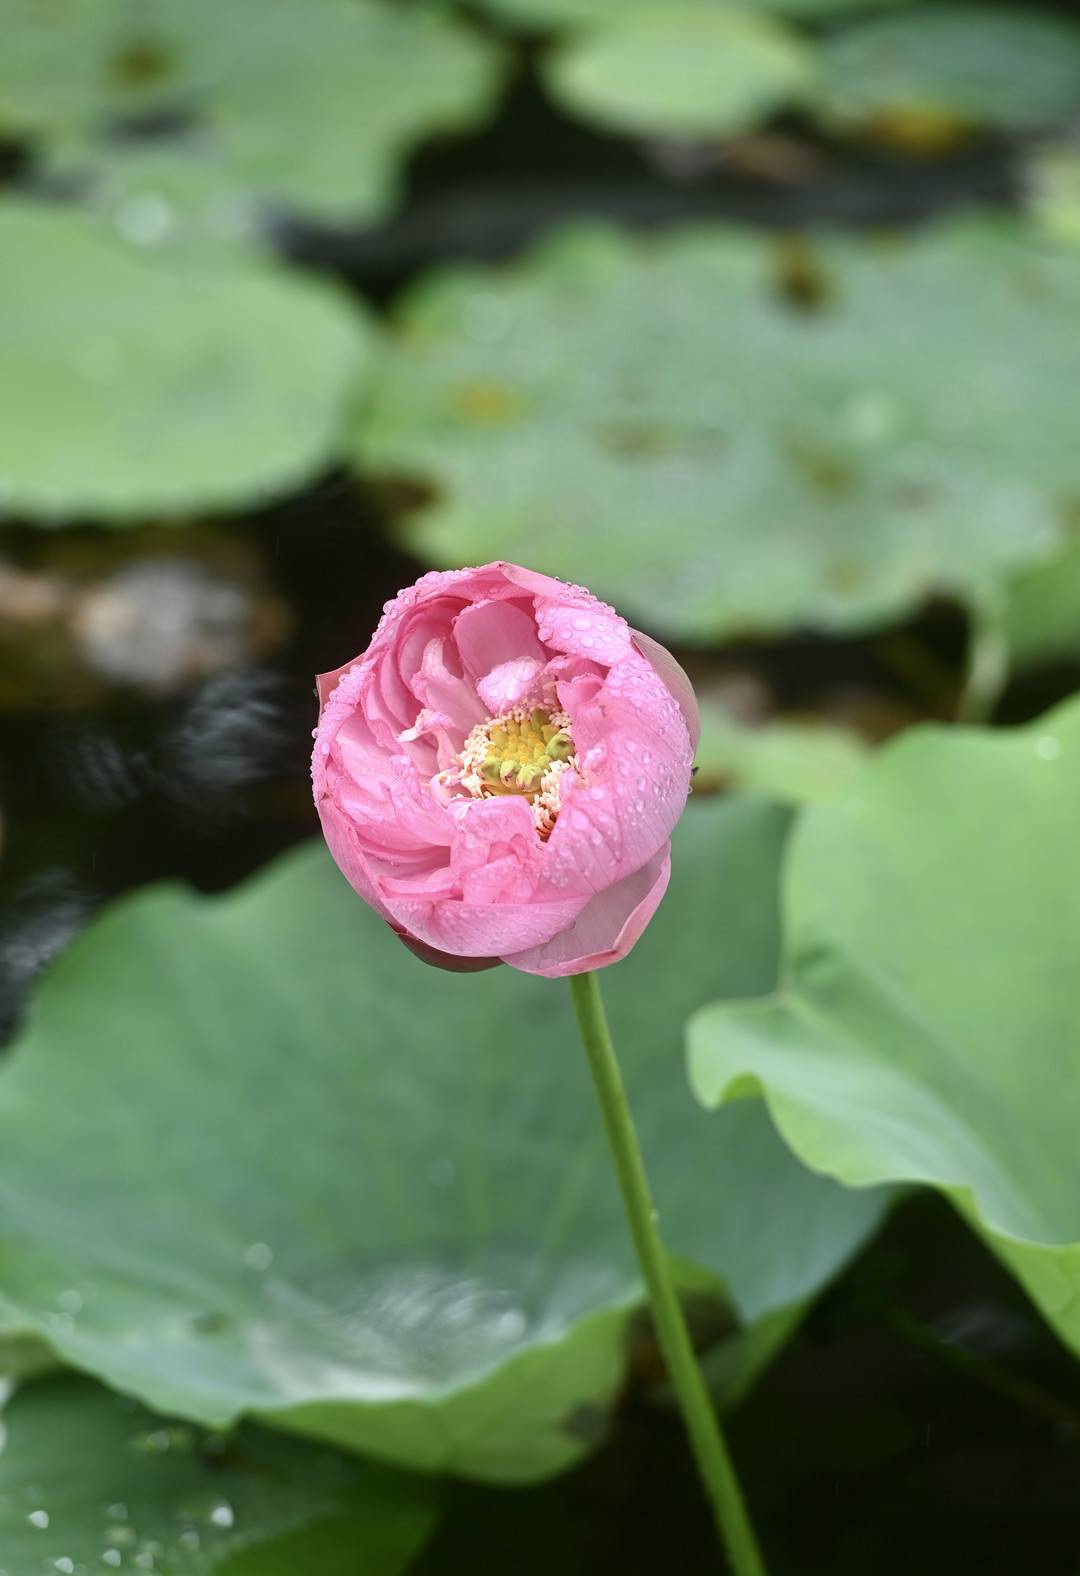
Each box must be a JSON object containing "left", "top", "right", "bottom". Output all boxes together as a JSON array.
[
  {"left": 315, "top": 792, "right": 399, "bottom": 930},
  {"left": 453, "top": 598, "right": 547, "bottom": 680},
  {"left": 396, "top": 933, "right": 501, "bottom": 972},
  {"left": 543, "top": 651, "right": 692, "bottom": 893},
  {"left": 476, "top": 657, "right": 544, "bottom": 714},
  {"left": 381, "top": 889, "right": 588, "bottom": 958},
  {"left": 630, "top": 629, "right": 700, "bottom": 750},
  {"left": 316, "top": 659, "right": 357, "bottom": 709},
  {"left": 494, "top": 562, "right": 633, "bottom": 664},
  {"left": 411, "top": 636, "right": 486, "bottom": 734},
  {"left": 496, "top": 563, "right": 571, "bottom": 600},
  {"left": 503, "top": 844, "right": 671, "bottom": 978}
]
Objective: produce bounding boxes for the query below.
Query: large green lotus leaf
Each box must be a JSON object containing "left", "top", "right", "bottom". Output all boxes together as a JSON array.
[
  {"left": 0, "top": 202, "right": 373, "bottom": 521},
  {"left": 0, "top": 1375, "right": 438, "bottom": 1575},
  {"left": 818, "top": 7, "right": 1080, "bottom": 137},
  {"left": 478, "top": 0, "right": 900, "bottom": 27},
  {"left": 1, "top": 0, "right": 502, "bottom": 225},
  {"left": 544, "top": 5, "right": 816, "bottom": 139},
  {"left": 355, "top": 221, "right": 1076, "bottom": 643},
  {"left": 0, "top": 800, "right": 887, "bottom": 1482},
  {"left": 690, "top": 698, "right": 1080, "bottom": 1356}
]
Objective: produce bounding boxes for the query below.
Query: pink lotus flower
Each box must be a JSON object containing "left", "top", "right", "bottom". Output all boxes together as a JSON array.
[{"left": 312, "top": 563, "right": 698, "bottom": 977}]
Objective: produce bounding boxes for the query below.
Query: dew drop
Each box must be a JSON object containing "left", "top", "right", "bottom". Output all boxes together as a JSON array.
[
  {"left": 115, "top": 194, "right": 174, "bottom": 247},
  {"left": 209, "top": 1502, "right": 235, "bottom": 1530},
  {"left": 494, "top": 1309, "right": 527, "bottom": 1341},
  {"left": 54, "top": 1559, "right": 75, "bottom": 1574},
  {"left": 1035, "top": 734, "right": 1062, "bottom": 760},
  {"left": 102, "top": 1556, "right": 122, "bottom": 1571},
  {"left": 27, "top": 1510, "right": 49, "bottom": 1530},
  {"left": 243, "top": 1242, "right": 274, "bottom": 1271}
]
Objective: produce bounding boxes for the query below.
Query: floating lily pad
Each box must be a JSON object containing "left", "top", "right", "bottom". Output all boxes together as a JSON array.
[
  {"left": 818, "top": 7, "right": 1080, "bottom": 144},
  {"left": 0, "top": 202, "right": 373, "bottom": 520},
  {"left": 544, "top": 5, "right": 816, "bottom": 140},
  {"left": 45, "top": 144, "right": 267, "bottom": 262},
  {"left": 0, "top": 800, "right": 887, "bottom": 1482},
  {"left": 1, "top": 0, "right": 502, "bottom": 225},
  {"left": 356, "top": 221, "right": 1076, "bottom": 643},
  {"left": 689, "top": 698, "right": 1080, "bottom": 1358},
  {"left": 0, "top": 1375, "right": 439, "bottom": 1574}
]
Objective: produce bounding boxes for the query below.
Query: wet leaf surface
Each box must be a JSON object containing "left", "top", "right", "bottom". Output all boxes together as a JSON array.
[
  {"left": 358, "top": 220, "right": 1077, "bottom": 642},
  {"left": 0, "top": 800, "right": 887, "bottom": 1480},
  {"left": 0, "top": 204, "right": 374, "bottom": 519},
  {"left": 1, "top": 0, "right": 503, "bottom": 226},
  {"left": 0, "top": 1374, "right": 439, "bottom": 1574},
  {"left": 544, "top": 4, "right": 816, "bottom": 140},
  {"left": 691, "top": 695, "right": 1080, "bottom": 1359},
  {"left": 818, "top": 7, "right": 1080, "bottom": 143}
]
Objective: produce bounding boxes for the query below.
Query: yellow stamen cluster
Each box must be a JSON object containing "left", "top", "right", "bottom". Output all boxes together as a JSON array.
[{"left": 457, "top": 704, "right": 577, "bottom": 834}]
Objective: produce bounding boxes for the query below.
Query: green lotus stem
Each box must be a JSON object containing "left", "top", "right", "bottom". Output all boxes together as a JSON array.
[{"left": 569, "top": 971, "right": 768, "bottom": 1576}]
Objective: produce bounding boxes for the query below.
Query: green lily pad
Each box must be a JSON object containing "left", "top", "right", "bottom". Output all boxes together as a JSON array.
[
  {"left": 0, "top": 1375, "right": 439, "bottom": 1575},
  {"left": 818, "top": 7, "right": 1080, "bottom": 141},
  {"left": 0, "top": 800, "right": 887, "bottom": 1482},
  {"left": 355, "top": 221, "right": 1076, "bottom": 643},
  {"left": 689, "top": 697, "right": 1080, "bottom": 1358},
  {"left": 544, "top": 5, "right": 816, "bottom": 140},
  {"left": 1, "top": 0, "right": 502, "bottom": 226},
  {"left": 44, "top": 144, "right": 267, "bottom": 263},
  {"left": 0, "top": 202, "right": 373, "bottom": 521}
]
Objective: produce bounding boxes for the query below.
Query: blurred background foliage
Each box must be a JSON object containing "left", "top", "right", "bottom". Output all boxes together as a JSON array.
[{"left": 3, "top": 0, "right": 1080, "bottom": 1571}]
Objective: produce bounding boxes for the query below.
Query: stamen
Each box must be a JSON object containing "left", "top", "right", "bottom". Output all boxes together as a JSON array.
[{"left": 450, "top": 698, "right": 579, "bottom": 835}]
